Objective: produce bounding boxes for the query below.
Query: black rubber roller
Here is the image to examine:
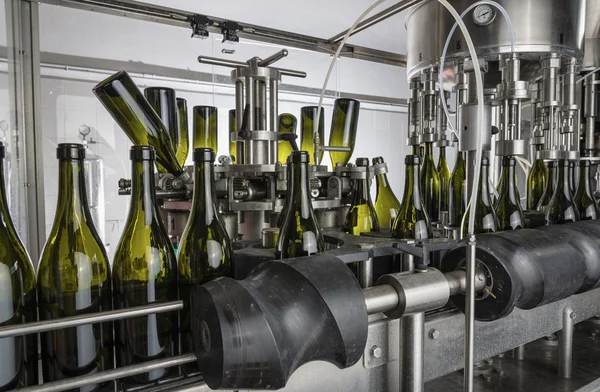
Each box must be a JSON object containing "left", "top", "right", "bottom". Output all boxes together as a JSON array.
[
  {"left": 191, "top": 254, "right": 368, "bottom": 390},
  {"left": 535, "top": 222, "right": 600, "bottom": 292},
  {"left": 442, "top": 228, "right": 586, "bottom": 321}
]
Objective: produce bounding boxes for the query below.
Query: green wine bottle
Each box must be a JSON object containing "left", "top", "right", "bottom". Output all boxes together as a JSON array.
[
  {"left": 278, "top": 113, "right": 297, "bottom": 164},
  {"left": 537, "top": 161, "right": 557, "bottom": 212},
  {"left": 420, "top": 142, "right": 440, "bottom": 222},
  {"left": 545, "top": 159, "right": 580, "bottom": 224},
  {"left": 0, "top": 142, "right": 38, "bottom": 390},
  {"left": 193, "top": 106, "right": 218, "bottom": 152},
  {"left": 392, "top": 155, "right": 433, "bottom": 239},
  {"left": 38, "top": 144, "right": 113, "bottom": 390},
  {"left": 437, "top": 145, "right": 452, "bottom": 214},
  {"left": 276, "top": 151, "right": 325, "bottom": 259},
  {"left": 93, "top": 71, "right": 183, "bottom": 176},
  {"left": 176, "top": 98, "right": 190, "bottom": 167},
  {"left": 113, "top": 146, "right": 178, "bottom": 384},
  {"left": 328, "top": 98, "right": 360, "bottom": 167},
  {"left": 574, "top": 159, "right": 600, "bottom": 220},
  {"left": 448, "top": 152, "right": 466, "bottom": 227},
  {"left": 178, "top": 148, "right": 233, "bottom": 366},
  {"left": 526, "top": 152, "right": 547, "bottom": 210},
  {"left": 462, "top": 156, "right": 498, "bottom": 236},
  {"left": 495, "top": 157, "right": 525, "bottom": 230},
  {"left": 344, "top": 158, "right": 380, "bottom": 235},
  {"left": 300, "top": 106, "right": 325, "bottom": 164},
  {"left": 229, "top": 109, "right": 237, "bottom": 163},
  {"left": 144, "top": 87, "right": 179, "bottom": 150},
  {"left": 569, "top": 161, "right": 577, "bottom": 195},
  {"left": 373, "top": 156, "right": 401, "bottom": 228}
]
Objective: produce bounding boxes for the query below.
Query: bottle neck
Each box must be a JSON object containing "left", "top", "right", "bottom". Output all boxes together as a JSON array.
[
  {"left": 580, "top": 162, "right": 593, "bottom": 197},
  {"left": 55, "top": 159, "right": 91, "bottom": 221},
  {"left": 404, "top": 163, "right": 422, "bottom": 209},
  {"left": 500, "top": 161, "right": 518, "bottom": 199},
  {"left": 129, "top": 160, "right": 159, "bottom": 225},
  {"left": 424, "top": 142, "right": 433, "bottom": 159},
  {"left": 555, "top": 160, "right": 570, "bottom": 194},
  {"left": 376, "top": 172, "right": 391, "bottom": 190},
  {"left": 480, "top": 163, "right": 491, "bottom": 203},
  {"left": 354, "top": 178, "right": 370, "bottom": 203},
  {"left": 191, "top": 161, "right": 217, "bottom": 222},
  {"left": 439, "top": 146, "right": 446, "bottom": 161},
  {"left": 288, "top": 161, "right": 311, "bottom": 213}
]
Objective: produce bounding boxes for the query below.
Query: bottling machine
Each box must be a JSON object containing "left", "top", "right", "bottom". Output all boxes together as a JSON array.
[{"left": 5, "top": 0, "right": 600, "bottom": 392}]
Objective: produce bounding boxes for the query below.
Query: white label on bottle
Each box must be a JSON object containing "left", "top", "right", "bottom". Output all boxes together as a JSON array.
[
  {"left": 302, "top": 231, "right": 318, "bottom": 255},
  {"left": 207, "top": 240, "right": 223, "bottom": 269},
  {"left": 74, "top": 252, "right": 98, "bottom": 392},
  {"left": 389, "top": 208, "right": 398, "bottom": 220},
  {"left": 0, "top": 263, "right": 16, "bottom": 387}
]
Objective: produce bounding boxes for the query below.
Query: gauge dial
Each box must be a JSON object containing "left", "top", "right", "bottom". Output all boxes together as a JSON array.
[{"left": 473, "top": 4, "right": 496, "bottom": 26}]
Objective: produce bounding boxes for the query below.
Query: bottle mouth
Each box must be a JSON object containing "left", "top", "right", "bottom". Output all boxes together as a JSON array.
[
  {"left": 290, "top": 150, "right": 309, "bottom": 164},
  {"left": 130, "top": 145, "right": 156, "bottom": 161},
  {"left": 405, "top": 154, "right": 420, "bottom": 165},
  {"left": 57, "top": 143, "right": 86, "bottom": 160},
  {"left": 194, "top": 148, "right": 215, "bottom": 163},
  {"left": 355, "top": 157, "right": 369, "bottom": 167}
]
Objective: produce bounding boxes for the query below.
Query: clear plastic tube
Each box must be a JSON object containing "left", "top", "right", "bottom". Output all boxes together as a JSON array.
[
  {"left": 576, "top": 67, "right": 600, "bottom": 84},
  {"left": 439, "top": 1, "right": 516, "bottom": 139},
  {"left": 314, "top": 0, "right": 388, "bottom": 166}
]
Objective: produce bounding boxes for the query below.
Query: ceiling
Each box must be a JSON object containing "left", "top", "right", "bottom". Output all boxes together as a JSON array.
[{"left": 137, "top": 0, "right": 411, "bottom": 55}]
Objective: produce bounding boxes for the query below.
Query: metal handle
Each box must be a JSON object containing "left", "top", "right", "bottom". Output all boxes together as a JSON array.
[
  {"left": 258, "top": 49, "right": 288, "bottom": 66},
  {"left": 276, "top": 67, "right": 307, "bottom": 78},
  {"left": 197, "top": 55, "right": 248, "bottom": 69}
]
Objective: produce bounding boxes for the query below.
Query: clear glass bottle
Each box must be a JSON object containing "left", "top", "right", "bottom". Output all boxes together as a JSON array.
[
  {"left": 373, "top": 156, "right": 401, "bottom": 228},
  {"left": 112, "top": 146, "right": 178, "bottom": 383},
  {"left": 495, "top": 157, "right": 525, "bottom": 230},
  {"left": 177, "top": 148, "right": 233, "bottom": 367},
  {"left": 462, "top": 156, "right": 498, "bottom": 236},
  {"left": 344, "top": 158, "right": 380, "bottom": 235},
  {"left": 276, "top": 151, "right": 325, "bottom": 258},
  {"left": 574, "top": 159, "right": 600, "bottom": 220},
  {"left": 545, "top": 159, "right": 580, "bottom": 224},
  {"left": 38, "top": 144, "right": 114, "bottom": 390},
  {"left": 0, "top": 142, "right": 38, "bottom": 390},
  {"left": 392, "top": 155, "right": 433, "bottom": 240}
]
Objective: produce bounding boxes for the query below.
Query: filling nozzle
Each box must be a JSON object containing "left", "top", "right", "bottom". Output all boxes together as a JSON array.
[{"left": 407, "top": 76, "right": 422, "bottom": 147}]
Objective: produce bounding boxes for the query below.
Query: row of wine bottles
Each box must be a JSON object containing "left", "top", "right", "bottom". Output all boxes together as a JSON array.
[{"left": 0, "top": 143, "right": 233, "bottom": 390}]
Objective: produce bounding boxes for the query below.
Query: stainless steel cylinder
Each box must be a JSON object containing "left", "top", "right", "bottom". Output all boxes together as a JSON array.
[
  {"left": 363, "top": 285, "right": 399, "bottom": 314},
  {"left": 458, "top": 103, "right": 493, "bottom": 151},
  {"left": 235, "top": 80, "right": 245, "bottom": 164},
  {"left": 400, "top": 312, "right": 425, "bottom": 392}
]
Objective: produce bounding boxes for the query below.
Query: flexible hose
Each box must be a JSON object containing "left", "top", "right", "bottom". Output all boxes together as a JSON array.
[
  {"left": 314, "top": 0, "right": 388, "bottom": 166},
  {"left": 576, "top": 67, "right": 600, "bottom": 84},
  {"left": 439, "top": 1, "right": 516, "bottom": 139}
]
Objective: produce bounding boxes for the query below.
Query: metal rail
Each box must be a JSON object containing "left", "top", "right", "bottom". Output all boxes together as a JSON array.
[
  {"left": 17, "top": 354, "right": 197, "bottom": 392},
  {"left": 0, "top": 300, "right": 183, "bottom": 338},
  {"left": 37, "top": 0, "right": 407, "bottom": 67}
]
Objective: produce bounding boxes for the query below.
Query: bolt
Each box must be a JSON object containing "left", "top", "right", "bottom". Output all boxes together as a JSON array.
[
  {"left": 371, "top": 345, "right": 382, "bottom": 359},
  {"left": 429, "top": 329, "right": 440, "bottom": 340},
  {"left": 571, "top": 312, "right": 577, "bottom": 320}
]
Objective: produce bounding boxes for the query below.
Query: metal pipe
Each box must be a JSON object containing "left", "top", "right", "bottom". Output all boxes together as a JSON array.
[
  {"left": 359, "top": 256, "right": 374, "bottom": 288},
  {"left": 464, "top": 236, "right": 477, "bottom": 392},
  {"left": 16, "top": 354, "right": 196, "bottom": 392},
  {"left": 257, "top": 80, "right": 267, "bottom": 130},
  {"left": 328, "top": 0, "right": 424, "bottom": 43},
  {"left": 245, "top": 76, "right": 256, "bottom": 164},
  {"left": 514, "top": 345, "right": 526, "bottom": 361},
  {"left": 445, "top": 268, "right": 486, "bottom": 296},
  {"left": 274, "top": 67, "right": 307, "bottom": 78},
  {"left": 364, "top": 285, "right": 399, "bottom": 314},
  {"left": 258, "top": 49, "right": 288, "bottom": 67},
  {"left": 197, "top": 55, "right": 247, "bottom": 68},
  {"left": 401, "top": 312, "right": 425, "bottom": 392},
  {"left": 558, "top": 306, "right": 575, "bottom": 378},
  {"left": 235, "top": 79, "right": 245, "bottom": 163},
  {"left": 0, "top": 301, "right": 183, "bottom": 339},
  {"left": 269, "top": 78, "right": 279, "bottom": 165},
  {"left": 320, "top": 146, "right": 352, "bottom": 152}
]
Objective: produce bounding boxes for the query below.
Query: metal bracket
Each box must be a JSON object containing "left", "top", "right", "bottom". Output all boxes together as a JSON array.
[
  {"left": 221, "top": 20, "right": 240, "bottom": 43},
  {"left": 190, "top": 14, "right": 210, "bottom": 39}
]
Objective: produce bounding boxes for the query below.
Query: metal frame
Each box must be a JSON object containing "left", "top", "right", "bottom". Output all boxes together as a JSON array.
[
  {"left": 34, "top": 0, "right": 412, "bottom": 67},
  {"left": 5, "top": 0, "right": 46, "bottom": 261}
]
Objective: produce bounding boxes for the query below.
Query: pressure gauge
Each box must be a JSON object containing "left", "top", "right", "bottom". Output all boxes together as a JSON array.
[{"left": 473, "top": 4, "right": 496, "bottom": 26}]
